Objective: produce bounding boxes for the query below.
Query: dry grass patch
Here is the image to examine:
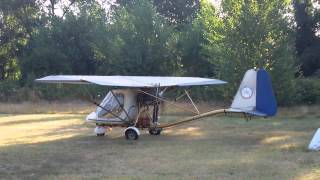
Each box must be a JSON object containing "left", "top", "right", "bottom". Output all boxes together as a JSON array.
[
  {"left": 278, "top": 105, "right": 320, "bottom": 118},
  {"left": 0, "top": 101, "right": 95, "bottom": 114},
  {"left": 0, "top": 114, "right": 88, "bottom": 147},
  {"left": 0, "top": 113, "right": 320, "bottom": 179},
  {"left": 296, "top": 168, "right": 320, "bottom": 180}
]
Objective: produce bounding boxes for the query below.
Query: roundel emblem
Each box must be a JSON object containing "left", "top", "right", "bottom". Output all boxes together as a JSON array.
[{"left": 240, "top": 87, "right": 253, "bottom": 99}]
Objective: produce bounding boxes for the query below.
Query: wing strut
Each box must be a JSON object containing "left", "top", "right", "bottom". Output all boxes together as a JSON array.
[
  {"left": 184, "top": 89, "right": 200, "bottom": 115},
  {"left": 138, "top": 89, "right": 199, "bottom": 115}
]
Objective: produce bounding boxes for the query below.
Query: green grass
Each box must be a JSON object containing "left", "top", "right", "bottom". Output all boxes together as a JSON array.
[{"left": 0, "top": 113, "right": 320, "bottom": 179}]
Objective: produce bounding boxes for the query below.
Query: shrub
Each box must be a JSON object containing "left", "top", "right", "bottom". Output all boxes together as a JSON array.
[
  {"left": 293, "top": 78, "right": 320, "bottom": 105},
  {"left": 0, "top": 81, "right": 21, "bottom": 101}
]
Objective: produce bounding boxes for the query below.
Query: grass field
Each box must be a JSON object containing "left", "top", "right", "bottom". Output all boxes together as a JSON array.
[{"left": 0, "top": 105, "right": 320, "bottom": 179}]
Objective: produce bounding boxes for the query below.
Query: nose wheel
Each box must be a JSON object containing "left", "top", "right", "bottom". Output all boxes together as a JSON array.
[{"left": 95, "top": 126, "right": 106, "bottom": 136}]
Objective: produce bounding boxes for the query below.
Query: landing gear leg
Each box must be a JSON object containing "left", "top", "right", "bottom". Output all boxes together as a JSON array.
[{"left": 150, "top": 102, "right": 161, "bottom": 135}]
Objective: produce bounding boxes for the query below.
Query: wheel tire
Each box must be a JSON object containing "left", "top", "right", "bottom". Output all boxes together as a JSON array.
[
  {"left": 95, "top": 126, "right": 106, "bottom": 136},
  {"left": 96, "top": 133, "right": 105, "bottom": 136},
  {"left": 149, "top": 128, "right": 162, "bottom": 135},
  {"left": 125, "top": 129, "right": 139, "bottom": 140}
]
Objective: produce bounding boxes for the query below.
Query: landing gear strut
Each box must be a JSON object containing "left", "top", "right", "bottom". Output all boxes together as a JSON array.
[{"left": 149, "top": 95, "right": 161, "bottom": 135}]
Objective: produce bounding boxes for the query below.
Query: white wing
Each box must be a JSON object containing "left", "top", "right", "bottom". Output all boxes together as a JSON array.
[{"left": 35, "top": 75, "right": 227, "bottom": 88}]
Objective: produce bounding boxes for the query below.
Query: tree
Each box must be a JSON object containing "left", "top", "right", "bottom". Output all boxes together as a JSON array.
[
  {"left": 179, "top": 0, "right": 222, "bottom": 77},
  {"left": 20, "top": 0, "right": 108, "bottom": 83},
  {"left": 114, "top": 0, "right": 200, "bottom": 25},
  {"left": 293, "top": 0, "right": 320, "bottom": 76},
  {"left": 0, "top": 0, "right": 39, "bottom": 80},
  {"left": 97, "top": 0, "right": 176, "bottom": 76},
  {"left": 207, "top": 0, "right": 297, "bottom": 105},
  {"left": 153, "top": 0, "right": 200, "bottom": 24}
]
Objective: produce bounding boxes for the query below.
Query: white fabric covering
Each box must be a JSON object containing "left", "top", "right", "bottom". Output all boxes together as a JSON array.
[
  {"left": 35, "top": 75, "right": 227, "bottom": 87},
  {"left": 230, "top": 69, "right": 257, "bottom": 111},
  {"left": 86, "top": 89, "right": 139, "bottom": 123},
  {"left": 96, "top": 92, "right": 124, "bottom": 117}
]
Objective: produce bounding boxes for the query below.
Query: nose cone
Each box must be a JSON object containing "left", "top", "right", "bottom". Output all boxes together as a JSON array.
[{"left": 86, "top": 112, "right": 98, "bottom": 122}]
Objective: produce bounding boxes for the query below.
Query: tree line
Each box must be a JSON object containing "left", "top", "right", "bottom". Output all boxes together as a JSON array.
[{"left": 0, "top": 0, "right": 319, "bottom": 105}]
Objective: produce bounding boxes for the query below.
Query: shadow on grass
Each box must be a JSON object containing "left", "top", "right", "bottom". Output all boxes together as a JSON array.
[
  {"left": 0, "top": 128, "right": 312, "bottom": 180},
  {"left": 0, "top": 116, "right": 319, "bottom": 179},
  {"left": 0, "top": 133, "right": 255, "bottom": 179}
]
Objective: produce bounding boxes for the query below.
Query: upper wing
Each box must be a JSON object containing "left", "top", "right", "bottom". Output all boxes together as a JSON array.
[{"left": 35, "top": 75, "right": 227, "bottom": 88}]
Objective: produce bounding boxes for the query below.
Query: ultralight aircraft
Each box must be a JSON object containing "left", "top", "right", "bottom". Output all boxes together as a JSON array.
[{"left": 36, "top": 68, "right": 277, "bottom": 140}]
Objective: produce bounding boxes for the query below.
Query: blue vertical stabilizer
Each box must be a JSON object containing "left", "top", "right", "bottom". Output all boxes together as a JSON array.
[{"left": 256, "top": 69, "right": 277, "bottom": 116}]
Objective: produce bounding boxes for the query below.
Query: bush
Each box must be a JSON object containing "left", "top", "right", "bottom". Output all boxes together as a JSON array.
[
  {"left": 0, "top": 81, "right": 21, "bottom": 101},
  {"left": 0, "top": 80, "right": 108, "bottom": 102},
  {"left": 293, "top": 78, "right": 320, "bottom": 105}
]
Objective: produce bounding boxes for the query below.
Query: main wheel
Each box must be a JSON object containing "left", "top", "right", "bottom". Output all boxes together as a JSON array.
[
  {"left": 149, "top": 128, "right": 162, "bottom": 135},
  {"left": 125, "top": 127, "right": 140, "bottom": 140}
]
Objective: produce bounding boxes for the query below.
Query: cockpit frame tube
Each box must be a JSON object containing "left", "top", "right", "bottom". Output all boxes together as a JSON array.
[{"left": 110, "top": 90, "right": 131, "bottom": 122}]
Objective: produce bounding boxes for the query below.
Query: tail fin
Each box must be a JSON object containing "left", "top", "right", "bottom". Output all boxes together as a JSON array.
[{"left": 228, "top": 69, "right": 277, "bottom": 117}]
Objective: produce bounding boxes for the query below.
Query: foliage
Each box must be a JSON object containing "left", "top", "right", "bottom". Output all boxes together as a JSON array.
[
  {"left": 205, "top": 0, "right": 298, "bottom": 105},
  {"left": 0, "top": 0, "right": 318, "bottom": 106},
  {"left": 178, "top": 0, "right": 222, "bottom": 77},
  {"left": 294, "top": 78, "right": 320, "bottom": 104},
  {"left": 98, "top": 0, "right": 176, "bottom": 76},
  {"left": 115, "top": 0, "right": 200, "bottom": 25},
  {"left": 0, "top": 0, "right": 38, "bottom": 80},
  {"left": 20, "top": 1, "right": 107, "bottom": 84},
  {"left": 294, "top": 0, "right": 320, "bottom": 76},
  {"left": 153, "top": 0, "right": 200, "bottom": 24}
]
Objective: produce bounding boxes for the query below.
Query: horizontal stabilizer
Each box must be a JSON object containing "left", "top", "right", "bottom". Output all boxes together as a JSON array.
[
  {"left": 228, "top": 69, "right": 277, "bottom": 117},
  {"left": 227, "top": 108, "right": 267, "bottom": 117}
]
